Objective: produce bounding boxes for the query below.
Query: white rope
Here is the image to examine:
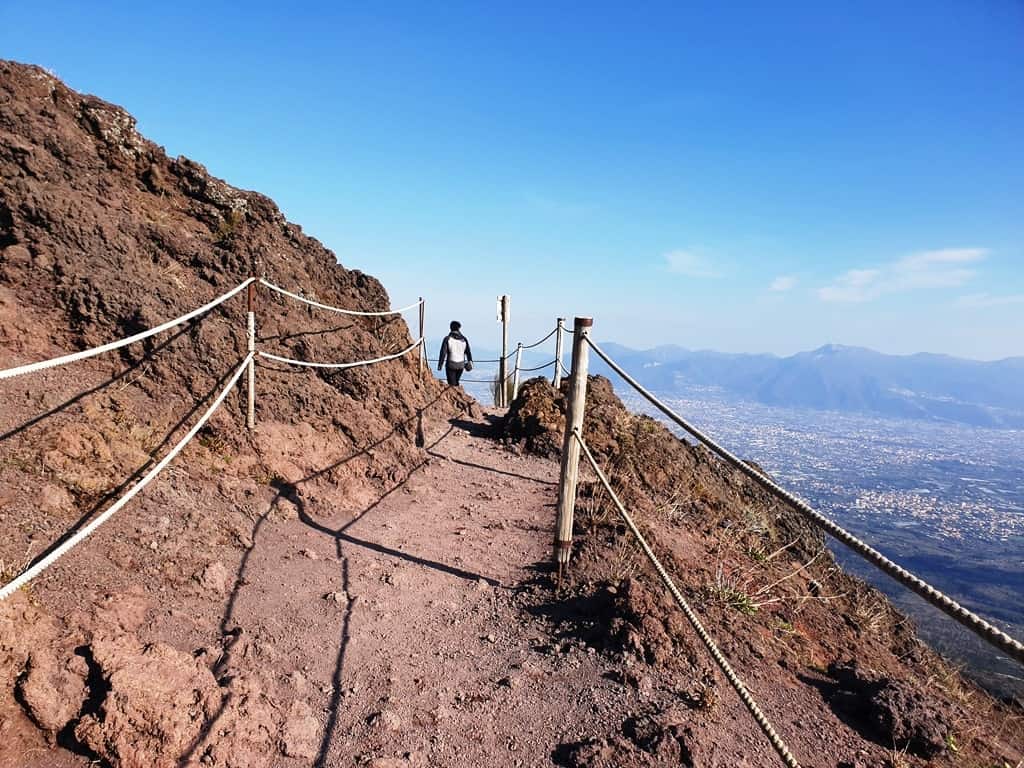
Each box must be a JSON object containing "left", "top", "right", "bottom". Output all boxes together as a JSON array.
[
  {"left": 0, "top": 353, "right": 254, "bottom": 601},
  {"left": 0, "top": 279, "right": 255, "bottom": 381},
  {"left": 260, "top": 279, "right": 422, "bottom": 317},
  {"left": 258, "top": 339, "right": 422, "bottom": 369}
]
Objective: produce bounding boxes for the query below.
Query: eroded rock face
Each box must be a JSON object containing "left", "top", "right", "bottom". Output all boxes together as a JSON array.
[
  {"left": 1, "top": 593, "right": 284, "bottom": 768},
  {"left": 0, "top": 58, "right": 466, "bottom": 764},
  {"left": 73, "top": 636, "right": 223, "bottom": 767},
  {"left": 502, "top": 378, "right": 567, "bottom": 458},
  {"left": 15, "top": 649, "right": 87, "bottom": 740},
  {"left": 827, "top": 660, "right": 950, "bottom": 758}
]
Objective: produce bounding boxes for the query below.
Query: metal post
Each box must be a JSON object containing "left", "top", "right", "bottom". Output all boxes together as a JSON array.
[
  {"left": 553, "top": 318, "right": 565, "bottom": 389},
  {"left": 553, "top": 317, "right": 592, "bottom": 579},
  {"left": 512, "top": 343, "right": 523, "bottom": 401},
  {"left": 246, "top": 279, "right": 256, "bottom": 429},
  {"left": 498, "top": 295, "right": 510, "bottom": 407},
  {"left": 418, "top": 297, "right": 425, "bottom": 375}
]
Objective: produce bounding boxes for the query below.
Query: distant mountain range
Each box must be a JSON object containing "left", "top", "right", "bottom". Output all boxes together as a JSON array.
[{"left": 591, "top": 343, "right": 1024, "bottom": 429}]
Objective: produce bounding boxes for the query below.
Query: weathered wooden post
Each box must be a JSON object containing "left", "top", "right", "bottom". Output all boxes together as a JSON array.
[
  {"left": 553, "top": 316, "right": 592, "bottom": 579},
  {"left": 497, "top": 295, "right": 510, "bottom": 406},
  {"left": 512, "top": 342, "right": 523, "bottom": 401},
  {"left": 418, "top": 297, "right": 425, "bottom": 375},
  {"left": 553, "top": 317, "right": 565, "bottom": 389},
  {"left": 246, "top": 278, "right": 256, "bottom": 429}
]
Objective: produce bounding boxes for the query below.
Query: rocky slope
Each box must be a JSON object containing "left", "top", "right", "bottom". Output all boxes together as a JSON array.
[
  {"left": 1, "top": 59, "right": 1022, "bottom": 768},
  {"left": 0, "top": 59, "right": 470, "bottom": 766},
  {"left": 504, "top": 376, "right": 1024, "bottom": 767}
]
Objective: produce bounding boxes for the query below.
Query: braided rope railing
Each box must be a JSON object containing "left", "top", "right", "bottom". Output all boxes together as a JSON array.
[
  {"left": 259, "top": 339, "right": 422, "bottom": 370},
  {"left": 518, "top": 359, "right": 557, "bottom": 373},
  {"left": 0, "top": 278, "right": 254, "bottom": 380},
  {"left": 260, "top": 278, "right": 422, "bottom": 317},
  {"left": 520, "top": 327, "right": 558, "bottom": 349},
  {"left": 585, "top": 337, "right": 1024, "bottom": 666},
  {"left": 573, "top": 429, "right": 801, "bottom": 768},
  {"left": 0, "top": 353, "right": 254, "bottom": 601}
]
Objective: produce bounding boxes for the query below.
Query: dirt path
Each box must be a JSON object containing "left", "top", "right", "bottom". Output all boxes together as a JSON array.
[{"left": 210, "top": 411, "right": 629, "bottom": 767}]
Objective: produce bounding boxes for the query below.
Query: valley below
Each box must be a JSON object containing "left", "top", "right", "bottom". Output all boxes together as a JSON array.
[{"left": 614, "top": 383, "right": 1024, "bottom": 700}]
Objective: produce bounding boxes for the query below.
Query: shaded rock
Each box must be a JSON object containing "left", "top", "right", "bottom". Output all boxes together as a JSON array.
[
  {"left": 38, "top": 483, "right": 72, "bottom": 514},
  {"left": 827, "top": 660, "right": 950, "bottom": 758},
  {"left": 368, "top": 709, "right": 403, "bottom": 731},
  {"left": 502, "top": 378, "right": 566, "bottom": 458}
]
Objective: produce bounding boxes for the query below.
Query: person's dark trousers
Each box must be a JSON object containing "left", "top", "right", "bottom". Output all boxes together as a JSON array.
[{"left": 445, "top": 365, "right": 464, "bottom": 386}]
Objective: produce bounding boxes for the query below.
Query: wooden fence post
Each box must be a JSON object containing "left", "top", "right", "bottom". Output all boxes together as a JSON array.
[
  {"left": 418, "top": 297, "right": 425, "bottom": 375},
  {"left": 246, "top": 279, "right": 256, "bottom": 429},
  {"left": 553, "top": 318, "right": 565, "bottom": 389},
  {"left": 512, "top": 342, "right": 523, "bottom": 401},
  {"left": 553, "top": 316, "right": 592, "bottom": 579},
  {"left": 498, "top": 295, "right": 510, "bottom": 407}
]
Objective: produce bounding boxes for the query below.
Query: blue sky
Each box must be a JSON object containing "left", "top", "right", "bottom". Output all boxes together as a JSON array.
[{"left": 3, "top": 1, "right": 1023, "bottom": 359}]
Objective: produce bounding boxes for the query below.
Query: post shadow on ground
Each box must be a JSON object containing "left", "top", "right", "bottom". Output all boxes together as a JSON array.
[
  {"left": 288, "top": 422, "right": 501, "bottom": 766},
  {"left": 426, "top": 416, "right": 558, "bottom": 486},
  {"left": 197, "top": 387, "right": 473, "bottom": 765}
]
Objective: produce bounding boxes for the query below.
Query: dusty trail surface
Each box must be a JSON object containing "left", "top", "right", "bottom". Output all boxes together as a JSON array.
[
  {"left": 1, "top": 408, "right": 630, "bottom": 768},
  {"left": 224, "top": 412, "right": 627, "bottom": 767}
]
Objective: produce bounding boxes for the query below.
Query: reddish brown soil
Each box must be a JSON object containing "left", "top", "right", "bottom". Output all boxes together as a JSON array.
[
  {"left": 503, "top": 376, "right": 1024, "bottom": 767},
  {"left": 2, "top": 60, "right": 1023, "bottom": 768}
]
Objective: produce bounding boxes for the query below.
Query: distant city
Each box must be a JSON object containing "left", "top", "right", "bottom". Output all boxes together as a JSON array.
[
  {"left": 458, "top": 360, "right": 1024, "bottom": 699},
  {"left": 624, "top": 386, "right": 1024, "bottom": 700}
]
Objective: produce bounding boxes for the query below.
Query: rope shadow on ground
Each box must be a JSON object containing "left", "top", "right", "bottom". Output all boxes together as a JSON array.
[
  {"left": 0, "top": 321, "right": 196, "bottom": 444},
  {"left": 15, "top": 355, "right": 244, "bottom": 584},
  {"left": 427, "top": 446, "right": 558, "bottom": 489},
  {"left": 192, "top": 388, "right": 473, "bottom": 765},
  {"left": 287, "top": 422, "right": 506, "bottom": 765}
]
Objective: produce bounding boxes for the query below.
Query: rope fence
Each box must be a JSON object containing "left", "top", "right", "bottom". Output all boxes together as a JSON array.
[
  {"left": 520, "top": 327, "right": 557, "bottom": 349},
  {"left": 260, "top": 278, "right": 422, "bottom": 317},
  {"left": 574, "top": 334, "right": 1024, "bottom": 667},
  {"left": 573, "top": 428, "right": 802, "bottom": 768},
  {"left": 0, "top": 278, "right": 255, "bottom": 380},
  {"left": 518, "top": 359, "right": 557, "bottom": 373},
  {"left": 0, "top": 353, "right": 253, "bottom": 601},
  {"left": 0, "top": 275, "right": 430, "bottom": 602},
  {"left": 259, "top": 339, "right": 422, "bottom": 370}
]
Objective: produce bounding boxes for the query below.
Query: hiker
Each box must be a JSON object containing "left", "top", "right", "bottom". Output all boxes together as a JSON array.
[{"left": 438, "top": 320, "right": 473, "bottom": 386}]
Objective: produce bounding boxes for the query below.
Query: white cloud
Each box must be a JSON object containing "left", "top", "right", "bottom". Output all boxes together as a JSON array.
[
  {"left": 818, "top": 248, "right": 987, "bottom": 303},
  {"left": 955, "top": 292, "right": 1024, "bottom": 309},
  {"left": 664, "top": 249, "right": 720, "bottom": 278},
  {"left": 769, "top": 275, "right": 797, "bottom": 292}
]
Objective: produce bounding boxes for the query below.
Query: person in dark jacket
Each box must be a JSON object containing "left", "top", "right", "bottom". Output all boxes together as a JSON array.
[{"left": 438, "top": 321, "right": 473, "bottom": 386}]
